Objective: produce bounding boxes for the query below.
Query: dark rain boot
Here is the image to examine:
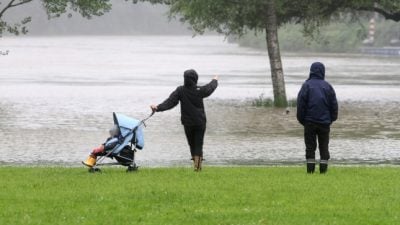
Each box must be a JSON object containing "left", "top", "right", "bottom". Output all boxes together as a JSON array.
[
  {"left": 320, "top": 162, "right": 328, "bottom": 174},
  {"left": 307, "top": 163, "right": 315, "bottom": 174},
  {"left": 306, "top": 159, "right": 316, "bottom": 174}
]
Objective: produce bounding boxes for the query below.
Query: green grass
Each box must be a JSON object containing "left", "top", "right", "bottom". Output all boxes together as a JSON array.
[
  {"left": 252, "top": 94, "right": 296, "bottom": 108},
  {"left": 0, "top": 166, "right": 399, "bottom": 225}
]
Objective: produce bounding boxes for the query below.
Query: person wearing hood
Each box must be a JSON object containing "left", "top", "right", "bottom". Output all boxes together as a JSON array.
[
  {"left": 297, "top": 62, "right": 338, "bottom": 174},
  {"left": 150, "top": 69, "right": 218, "bottom": 171}
]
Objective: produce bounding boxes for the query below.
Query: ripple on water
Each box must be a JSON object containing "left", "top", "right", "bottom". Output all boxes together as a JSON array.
[
  {"left": 1, "top": 36, "right": 400, "bottom": 165},
  {"left": 1, "top": 99, "right": 400, "bottom": 166}
]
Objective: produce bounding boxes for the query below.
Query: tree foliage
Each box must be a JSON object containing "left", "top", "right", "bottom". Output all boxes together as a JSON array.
[
  {"left": 0, "top": 0, "right": 32, "bottom": 36},
  {"left": 2, "top": 0, "right": 399, "bottom": 37},
  {"left": 0, "top": 0, "right": 111, "bottom": 37},
  {"left": 43, "top": 0, "right": 111, "bottom": 19},
  {"left": 130, "top": 0, "right": 400, "bottom": 107},
  {"left": 345, "top": 0, "right": 400, "bottom": 21},
  {"left": 131, "top": 0, "right": 400, "bottom": 37}
]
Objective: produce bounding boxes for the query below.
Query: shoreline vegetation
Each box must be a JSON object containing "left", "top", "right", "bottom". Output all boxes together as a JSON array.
[
  {"left": 252, "top": 94, "right": 297, "bottom": 107},
  {"left": 235, "top": 19, "right": 400, "bottom": 53},
  {"left": 1, "top": 166, "right": 399, "bottom": 225}
]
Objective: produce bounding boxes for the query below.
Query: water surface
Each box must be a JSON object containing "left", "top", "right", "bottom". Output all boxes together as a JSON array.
[{"left": 0, "top": 36, "right": 399, "bottom": 166}]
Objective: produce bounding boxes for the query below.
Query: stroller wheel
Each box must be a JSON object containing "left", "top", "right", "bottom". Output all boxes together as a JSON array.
[
  {"left": 126, "top": 165, "right": 138, "bottom": 172},
  {"left": 88, "top": 167, "right": 102, "bottom": 173}
]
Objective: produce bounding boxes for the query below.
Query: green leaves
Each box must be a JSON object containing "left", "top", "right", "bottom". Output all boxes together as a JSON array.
[
  {"left": 0, "top": 16, "right": 31, "bottom": 37},
  {"left": 43, "top": 0, "right": 112, "bottom": 19},
  {"left": 0, "top": 0, "right": 33, "bottom": 36},
  {"left": 137, "top": 0, "right": 400, "bottom": 38},
  {"left": 167, "top": 0, "right": 269, "bottom": 36},
  {"left": 0, "top": 0, "right": 112, "bottom": 37}
]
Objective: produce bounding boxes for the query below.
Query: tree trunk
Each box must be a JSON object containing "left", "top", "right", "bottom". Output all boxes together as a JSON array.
[{"left": 265, "top": 0, "right": 287, "bottom": 107}]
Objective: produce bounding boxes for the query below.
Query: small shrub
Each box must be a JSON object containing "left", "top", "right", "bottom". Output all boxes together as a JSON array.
[
  {"left": 252, "top": 94, "right": 297, "bottom": 108},
  {"left": 252, "top": 94, "right": 274, "bottom": 107}
]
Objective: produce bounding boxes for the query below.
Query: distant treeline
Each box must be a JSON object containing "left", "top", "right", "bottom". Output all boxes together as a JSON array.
[{"left": 237, "top": 19, "right": 400, "bottom": 53}]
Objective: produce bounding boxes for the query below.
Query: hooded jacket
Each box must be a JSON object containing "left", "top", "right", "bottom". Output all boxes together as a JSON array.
[
  {"left": 297, "top": 62, "right": 338, "bottom": 125},
  {"left": 156, "top": 69, "right": 218, "bottom": 126}
]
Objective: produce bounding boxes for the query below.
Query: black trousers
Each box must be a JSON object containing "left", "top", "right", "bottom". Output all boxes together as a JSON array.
[
  {"left": 304, "top": 122, "right": 330, "bottom": 162},
  {"left": 184, "top": 125, "right": 206, "bottom": 157}
]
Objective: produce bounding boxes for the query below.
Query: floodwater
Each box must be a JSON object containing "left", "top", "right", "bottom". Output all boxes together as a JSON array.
[{"left": 0, "top": 36, "right": 399, "bottom": 166}]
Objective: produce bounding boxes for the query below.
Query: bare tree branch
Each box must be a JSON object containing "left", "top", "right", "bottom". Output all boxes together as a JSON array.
[
  {"left": 0, "top": 0, "right": 16, "bottom": 18},
  {"left": 0, "top": 0, "right": 32, "bottom": 19},
  {"left": 9, "top": 0, "right": 32, "bottom": 8},
  {"left": 357, "top": 5, "right": 400, "bottom": 22},
  {"left": 372, "top": 7, "right": 400, "bottom": 22}
]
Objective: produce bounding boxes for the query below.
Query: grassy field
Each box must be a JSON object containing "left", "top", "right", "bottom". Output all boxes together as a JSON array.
[{"left": 0, "top": 166, "right": 399, "bottom": 225}]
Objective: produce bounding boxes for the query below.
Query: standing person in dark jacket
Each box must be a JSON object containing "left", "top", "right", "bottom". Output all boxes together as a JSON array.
[
  {"left": 297, "top": 62, "right": 338, "bottom": 174},
  {"left": 150, "top": 69, "right": 218, "bottom": 171}
]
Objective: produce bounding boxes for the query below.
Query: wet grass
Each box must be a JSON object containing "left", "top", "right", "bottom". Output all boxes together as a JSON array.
[
  {"left": 0, "top": 166, "right": 399, "bottom": 225},
  {"left": 252, "top": 94, "right": 275, "bottom": 107},
  {"left": 251, "top": 94, "right": 297, "bottom": 108}
]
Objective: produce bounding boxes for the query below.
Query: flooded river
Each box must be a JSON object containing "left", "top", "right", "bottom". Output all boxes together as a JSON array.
[{"left": 0, "top": 36, "right": 399, "bottom": 166}]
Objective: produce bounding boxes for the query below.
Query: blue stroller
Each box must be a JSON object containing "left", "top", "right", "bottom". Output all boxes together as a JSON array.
[{"left": 86, "top": 112, "right": 153, "bottom": 173}]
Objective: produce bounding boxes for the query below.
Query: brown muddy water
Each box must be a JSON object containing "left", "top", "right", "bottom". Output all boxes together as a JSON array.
[{"left": 0, "top": 36, "right": 399, "bottom": 166}]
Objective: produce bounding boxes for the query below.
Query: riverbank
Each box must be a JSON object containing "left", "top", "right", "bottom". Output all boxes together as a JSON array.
[{"left": 1, "top": 166, "right": 399, "bottom": 225}]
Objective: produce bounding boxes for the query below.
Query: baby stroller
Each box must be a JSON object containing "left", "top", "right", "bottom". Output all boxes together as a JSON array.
[{"left": 88, "top": 112, "right": 153, "bottom": 173}]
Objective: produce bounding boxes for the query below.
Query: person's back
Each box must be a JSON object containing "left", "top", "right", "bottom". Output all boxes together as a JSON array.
[
  {"left": 297, "top": 62, "right": 338, "bottom": 174},
  {"left": 151, "top": 69, "right": 218, "bottom": 171},
  {"left": 175, "top": 71, "right": 217, "bottom": 125},
  {"left": 297, "top": 62, "right": 338, "bottom": 125}
]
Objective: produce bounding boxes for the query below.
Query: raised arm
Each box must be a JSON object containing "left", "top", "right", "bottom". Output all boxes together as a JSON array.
[{"left": 200, "top": 75, "right": 218, "bottom": 98}]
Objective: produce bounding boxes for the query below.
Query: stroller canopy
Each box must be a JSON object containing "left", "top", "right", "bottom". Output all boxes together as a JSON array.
[{"left": 113, "top": 112, "right": 144, "bottom": 150}]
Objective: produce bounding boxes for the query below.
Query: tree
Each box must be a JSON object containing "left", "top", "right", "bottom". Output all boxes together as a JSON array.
[
  {"left": 131, "top": 0, "right": 400, "bottom": 107},
  {"left": 2, "top": 0, "right": 399, "bottom": 107},
  {"left": 165, "top": 0, "right": 290, "bottom": 106},
  {"left": 0, "top": 0, "right": 32, "bottom": 36},
  {"left": 145, "top": 0, "right": 291, "bottom": 107},
  {"left": 0, "top": 0, "right": 111, "bottom": 37},
  {"left": 341, "top": 0, "right": 400, "bottom": 22}
]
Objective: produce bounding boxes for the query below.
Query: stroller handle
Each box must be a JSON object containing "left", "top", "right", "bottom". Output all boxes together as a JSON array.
[
  {"left": 137, "top": 111, "right": 155, "bottom": 129},
  {"left": 144, "top": 111, "right": 155, "bottom": 122}
]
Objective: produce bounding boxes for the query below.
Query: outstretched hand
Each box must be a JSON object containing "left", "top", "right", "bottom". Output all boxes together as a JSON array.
[
  {"left": 213, "top": 75, "right": 219, "bottom": 80},
  {"left": 150, "top": 105, "right": 157, "bottom": 112}
]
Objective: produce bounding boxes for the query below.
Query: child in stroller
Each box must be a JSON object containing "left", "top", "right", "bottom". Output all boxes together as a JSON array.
[
  {"left": 82, "top": 124, "right": 120, "bottom": 167},
  {"left": 81, "top": 112, "right": 152, "bottom": 172}
]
